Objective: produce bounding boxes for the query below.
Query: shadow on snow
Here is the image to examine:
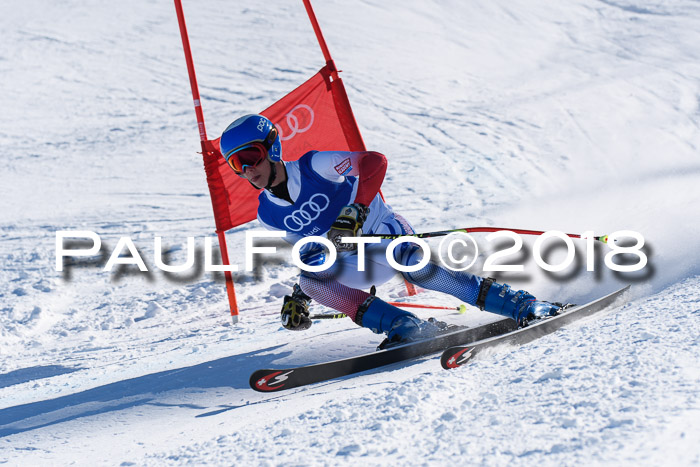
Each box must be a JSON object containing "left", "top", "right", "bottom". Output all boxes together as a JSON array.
[{"left": 0, "top": 345, "right": 288, "bottom": 438}]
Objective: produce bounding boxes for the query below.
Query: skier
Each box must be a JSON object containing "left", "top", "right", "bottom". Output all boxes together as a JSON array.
[{"left": 220, "top": 114, "right": 564, "bottom": 347}]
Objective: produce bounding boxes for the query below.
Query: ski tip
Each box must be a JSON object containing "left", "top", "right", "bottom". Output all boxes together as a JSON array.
[
  {"left": 440, "top": 346, "right": 475, "bottom": 370},
  {"left": 249, "top": 369, "right": 294, "bottom": 392}
]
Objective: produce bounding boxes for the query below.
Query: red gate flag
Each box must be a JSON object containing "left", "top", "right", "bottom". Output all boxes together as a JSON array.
[
  {"left": 202, "top": 65, "right": 366, "bottom": 233},
  {"left": 175, "top": 0, "right": 419, "bottom": 319}
]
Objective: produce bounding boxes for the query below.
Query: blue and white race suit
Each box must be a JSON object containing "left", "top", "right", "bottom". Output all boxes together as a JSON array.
[{"left": 257, "top": 151, "right": 482, "bottom": 318}]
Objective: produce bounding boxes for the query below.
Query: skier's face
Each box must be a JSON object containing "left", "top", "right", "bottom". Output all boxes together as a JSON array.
[{"left": 242, "top": 158, "right": 271, "bottom": 189}]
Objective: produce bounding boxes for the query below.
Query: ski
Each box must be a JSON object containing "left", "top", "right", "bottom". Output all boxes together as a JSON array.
[
  {"left": 440, "top": 285, "right": 630, "bottom": 370},
  {"left": 250, "top": 318, "right": 517, "bottom": 392}
]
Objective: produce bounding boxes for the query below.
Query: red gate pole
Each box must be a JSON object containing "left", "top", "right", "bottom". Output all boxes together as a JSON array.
[
  {"left": 174, "top": 0, "right": 240, "bottom": 322},
  {"left": 174, "top": 0, "right": 207, "bottom": 141},
  {"left": 302, "top": 0, "right": 338, "bottom": 79}
]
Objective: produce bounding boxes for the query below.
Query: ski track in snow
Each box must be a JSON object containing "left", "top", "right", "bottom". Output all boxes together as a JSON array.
[{"left": 1, "top": 0, "right": 700, "bottom": 464}]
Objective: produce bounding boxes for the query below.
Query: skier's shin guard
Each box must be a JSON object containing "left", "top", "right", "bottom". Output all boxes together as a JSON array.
[{"left": 355, "top": 296, "right": 419, "bottom": 334}]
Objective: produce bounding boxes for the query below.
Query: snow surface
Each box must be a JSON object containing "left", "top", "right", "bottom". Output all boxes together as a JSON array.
[{"left": 1, "top": 0, "right": 700, "bottom": 465}]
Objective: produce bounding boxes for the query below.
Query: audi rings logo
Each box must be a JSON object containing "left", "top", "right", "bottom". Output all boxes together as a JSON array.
[
  {"left": 276, "top": 104, "right": 314, "bottom": 142},
  {"left": 283, "top": 194, "right": 330, "bottom": 232}
]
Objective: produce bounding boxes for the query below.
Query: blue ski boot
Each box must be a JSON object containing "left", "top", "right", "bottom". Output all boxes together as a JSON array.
[
  {"left": 476, "top": 278, "right": 565, "bottom": 327},
  {"left": 355, "top": 295, "right": 448, "bottom": 349}
]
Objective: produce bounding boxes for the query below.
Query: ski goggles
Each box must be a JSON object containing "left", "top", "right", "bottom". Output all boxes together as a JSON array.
[
  {"left": 225, "top": 143, "right": 268, "bottom": 175},
  {"left": 224, "top": 126, "right": 278, "bottom": 176}
]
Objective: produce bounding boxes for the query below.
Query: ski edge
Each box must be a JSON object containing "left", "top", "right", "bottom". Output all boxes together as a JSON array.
[
  {"left": 249, "top": 318, "right": 516, "bottom": 392},
  {"left": 440, "top": 285, "right": 630, "bottom": 369}
]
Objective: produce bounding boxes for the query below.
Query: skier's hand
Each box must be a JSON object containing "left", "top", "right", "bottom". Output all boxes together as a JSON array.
[
  {"left": 327, "top": 203, "right": 369, "bottom": 252},
  {"left": 281, "top": 285, "right": 312, "bottom": 331}
]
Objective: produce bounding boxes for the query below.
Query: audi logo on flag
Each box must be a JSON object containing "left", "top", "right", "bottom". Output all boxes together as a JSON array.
[
  {"left": 283, "top": 194, "right": 330, "bottom": 232},
  {"left": 275, "top": 104, "right": 315, "bottom": 142}
]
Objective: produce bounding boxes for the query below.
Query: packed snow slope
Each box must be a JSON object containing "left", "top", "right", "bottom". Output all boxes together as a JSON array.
[{"left": 1, "top": 0, "right": 699, "bottom": 465}]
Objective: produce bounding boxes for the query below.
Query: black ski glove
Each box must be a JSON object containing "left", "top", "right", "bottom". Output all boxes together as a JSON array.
[
  {"left": 281, "top": 284, "right": 312, "bottom": 331},
  {"left": 327, "top": 203, "right": 369, "bottom": 252}
]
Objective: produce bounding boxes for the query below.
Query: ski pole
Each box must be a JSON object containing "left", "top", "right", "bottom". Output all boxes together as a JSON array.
[
  {"left": 309, "top": 313, "right": 348, "bottom": 320},
  {"left": 310, "top": 302, "right": 468, "bottom": 320},
  {"left": 387, "top": 302, "right": 468, "bottom": 313},
  {"left": 364, "top": 226, "right": 609, "bottom": 243}
]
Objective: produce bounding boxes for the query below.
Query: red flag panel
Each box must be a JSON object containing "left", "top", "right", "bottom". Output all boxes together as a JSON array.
[{"left": 201, "top": 66, "right": 366, "bottom": 232}]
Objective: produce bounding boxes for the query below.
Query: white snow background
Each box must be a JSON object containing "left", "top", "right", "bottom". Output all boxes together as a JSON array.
[{"left": 1, "top": 0, "right": 700, "bottom": 465}]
